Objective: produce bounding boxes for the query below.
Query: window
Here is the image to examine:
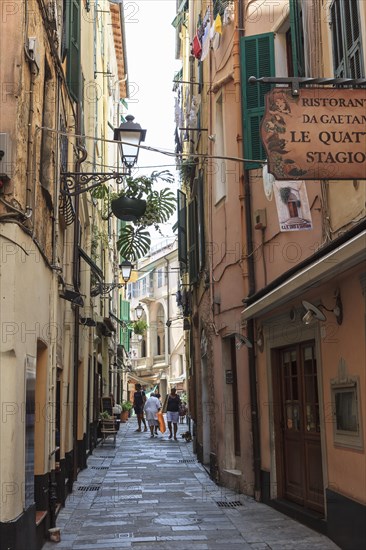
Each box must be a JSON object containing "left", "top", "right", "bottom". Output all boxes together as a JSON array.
[
  {"left": 240, "top": 33, "right": 275, "bottom": 168},
  {"left": 140, "top": 277, "right": 147, "bottom": 296},
  {"left": 188, "top": 198, "right": 199, "bottom": 284},
  {"left": 40, "top": 58, "right": 54, "bottom": 207},
  {"left": 157, "top": 269, "right": 163, "bottom": 288},
  {"left": 289, "top": 0, "right": 305, "bottom": 77},
  {"left": 331, "top": 377, "right": 363, "bottom": 449},
  {"left": 330, "top": 0, "right": 364, "bottom": 78},
  {"left": 65, "top": 0, "right": 81, "bottom": 101},
  {"left": 197, "top": 171, "right": 205, "bottom": 271},
  {"left": 213, "top": 0, "right": 230, "bottom": 19},
  {"left": 177, "top": 190, "right": 188, "bottom": 267},
  {"left": 214, "top": 95, "right": 226, "bottom": 202}
]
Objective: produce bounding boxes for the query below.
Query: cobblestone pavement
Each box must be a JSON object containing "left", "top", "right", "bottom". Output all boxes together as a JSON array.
[{"left": 44, "top": 418, "right": 340, "bottom": 550}]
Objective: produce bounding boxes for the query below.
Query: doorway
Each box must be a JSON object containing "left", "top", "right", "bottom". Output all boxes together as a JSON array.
[
  {"left": 201, "top": 354, "right": 211, "bottom": 465},
  {"left": 273, "top": 341, "right": 324, "bottom": 513}
]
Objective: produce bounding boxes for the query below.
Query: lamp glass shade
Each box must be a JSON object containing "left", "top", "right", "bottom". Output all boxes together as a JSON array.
[
  {"left": 302, "top": 300, "right": 326, "bottom": 323},
  {"left": 119, "top": 260, "right": 133, "bottom": 283},
  {"left": 135, "top": 303, "right": 144, "bottom": 320},
  {"left": 114, "top": 115, "right": 146, "bottom": 168},
  {"left": 302, "top": 310, "right": 315, "bottom": 325}
]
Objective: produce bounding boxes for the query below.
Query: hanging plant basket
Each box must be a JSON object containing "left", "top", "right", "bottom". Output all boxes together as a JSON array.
[{"left": 111, "top": 196, "right": 147, "bottom": 222}]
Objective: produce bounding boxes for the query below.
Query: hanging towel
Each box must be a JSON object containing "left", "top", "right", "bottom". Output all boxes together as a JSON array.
[
  {"left": 201, "top": 23, "right": 210, "bottom": 60},
  {"left": 214, "top": 13, "right": 222, "bottom": 34},
  {"left": 192, "top": 33, "right": 202, "bottom": 59}
]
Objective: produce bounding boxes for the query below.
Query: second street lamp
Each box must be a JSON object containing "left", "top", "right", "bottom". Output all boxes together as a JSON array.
[
  {"left": 135, "top": 303, "right": 144, "bottom": 320},
  {"left": 91, "top": 261, "right": 134, "bottom": 297}
]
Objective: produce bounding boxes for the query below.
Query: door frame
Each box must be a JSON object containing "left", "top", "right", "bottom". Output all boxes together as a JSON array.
[
  {"left": 272, "top": 341, "right": 325, "bottom": 512},
  {"left": 263, "top": 311, "right": 328, "bottom": 511}
]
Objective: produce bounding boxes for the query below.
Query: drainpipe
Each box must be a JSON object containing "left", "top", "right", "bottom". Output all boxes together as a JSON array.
[
  {"left": 72, "top": 111, "right": 87, "bottom": 484},
  {"left": 165, "top": 257, "right": 171, "bottom": 357},
  {"left": 237, "top": 0, "right": 262, "bottom": 501},
  {"left": 48, "top": 73, "right": 62, "bottom": 529}
]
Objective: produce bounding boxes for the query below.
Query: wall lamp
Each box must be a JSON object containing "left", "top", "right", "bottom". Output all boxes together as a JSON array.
[
  {"left": 60, "top": 115, "right": 146, "bottom": 197},
  {"left": 135, "top": 303, "right": 144, "bottom": 320},
  {"left": 302, "top": 291, "right": 343, "bottom": 326},
  {"left": 234, "top": 333, "right": 253, "bottom": 349},
  {"left": 91, "top": 261, "right": 133, "bottom": 297}
]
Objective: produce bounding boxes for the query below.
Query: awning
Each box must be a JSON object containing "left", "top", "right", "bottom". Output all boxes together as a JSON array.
[{"left": 241, "top": 230, "right": 366, "bottom": 320}]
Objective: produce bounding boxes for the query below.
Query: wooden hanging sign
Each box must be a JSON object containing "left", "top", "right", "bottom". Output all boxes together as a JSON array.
[{"left": 260, "top": 88, "right": 366, "bottom": 180}]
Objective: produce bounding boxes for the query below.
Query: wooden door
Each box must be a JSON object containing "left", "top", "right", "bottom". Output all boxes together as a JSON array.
[{"left": 276, "top": 342, "right": 324, "bottom": 513}]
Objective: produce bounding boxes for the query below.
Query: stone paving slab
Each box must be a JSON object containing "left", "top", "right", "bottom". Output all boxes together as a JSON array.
[{"left": 43, "top": 418, "right": 340, "bottom": 550}]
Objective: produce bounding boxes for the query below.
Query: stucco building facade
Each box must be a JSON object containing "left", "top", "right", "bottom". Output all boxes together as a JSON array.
[
  {"left": 0, "top": 1, "right": 129, "bottom": 548},
  {"left": 174, "top": 1, "right": 366, "bottom": 548}
]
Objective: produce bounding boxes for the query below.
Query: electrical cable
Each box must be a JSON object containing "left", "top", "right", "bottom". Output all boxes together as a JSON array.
[{"left": 36, "top": 125, "right": 267, "bottom": 165}]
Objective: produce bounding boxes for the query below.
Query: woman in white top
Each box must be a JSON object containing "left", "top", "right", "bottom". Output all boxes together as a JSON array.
[{"left": 144, "top": 395, "right": 161, "bottom": 437}]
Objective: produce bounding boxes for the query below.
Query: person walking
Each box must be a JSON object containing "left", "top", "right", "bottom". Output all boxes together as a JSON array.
[
  {"left": 133, "top": 383, "right": 147, "bottom": 432},
  {"left": 166, "top": 388, "right": 181, "bottom": 440},
  {"left": 144, "top": 394, "right": 161, "bottom": 437}
]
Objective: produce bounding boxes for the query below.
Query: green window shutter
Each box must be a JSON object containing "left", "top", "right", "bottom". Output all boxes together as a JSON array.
[
  {"left": 240, "top": 33, "right": 275, "bottom": 169},
  {"left": 197, "top": 172, "right": 205, "bottom": 272},
  {"left": 188, "top": 198, "right": 198, "bottom": 284},
  {"left": 289, "top": 0, "right": 305, "bottom": 77},
  {"left": 177, "top": 190, "right": 188, "bottom": 266},
  {"left": 331, "top": 0, "right": 346, "bottom": 77},
  {"left": 330, "top": 0, "right": 364, "bottom": 78},
  {"left": 119, "top": 298, "right": 130, "bottom": 351},
  {"left": 67, "top": 0, "right": 81, "bottom": 102}
]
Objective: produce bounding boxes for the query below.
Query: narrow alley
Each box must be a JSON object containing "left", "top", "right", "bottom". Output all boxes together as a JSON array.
[{"left": 43, "top": 419, "right": 340, "bottom": 550}]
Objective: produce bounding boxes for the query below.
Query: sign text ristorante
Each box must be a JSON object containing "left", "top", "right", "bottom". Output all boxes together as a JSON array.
[{"left": 260, "top": 88, "right": 366, "bottom": 180}]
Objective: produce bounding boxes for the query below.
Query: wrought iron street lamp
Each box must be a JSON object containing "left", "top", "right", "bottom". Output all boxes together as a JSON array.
[
  {"left": 120, "top": 260, "right": 133, "bottom": 283},
  {"left": 113, "top": 115, "right": 147, "bottom": 170},
  {"left": 135, "top": 303, "right": 144, "bottom": 320},
  {"left": 91, "top": 260, "right": 134, "bottom": 297},
  {"left": 60, "top": 115, "right": 147, "bottom": 197}
]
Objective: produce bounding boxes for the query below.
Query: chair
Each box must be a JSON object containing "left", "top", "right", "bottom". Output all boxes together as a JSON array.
[{"left": 100, "top": 419, "right": 117, "bottom": 446}]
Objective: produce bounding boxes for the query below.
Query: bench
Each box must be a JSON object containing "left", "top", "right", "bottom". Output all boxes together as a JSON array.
[{"left": 100, "top": 419, "right": 118, "bottom": 446}]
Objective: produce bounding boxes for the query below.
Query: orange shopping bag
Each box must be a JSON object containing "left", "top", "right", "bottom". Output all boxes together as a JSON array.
[{"left": 157, "top": 411, "right": 166, "bottom": 433}]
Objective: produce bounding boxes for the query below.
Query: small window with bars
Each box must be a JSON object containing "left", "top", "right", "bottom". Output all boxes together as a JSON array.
[{"left": 331, "top": 377, "right": 363, "bottom": 450}]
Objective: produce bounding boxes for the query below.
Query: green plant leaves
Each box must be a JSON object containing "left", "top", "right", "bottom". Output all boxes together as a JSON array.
[
  {"left": 140, "top": 188, "right": 176, "bottom": 225},
  {"left": 114, "top": 170, "right": 176, "bottom": 260},
  {"left": 117, "top": 225, "right": 151, "bottom": 261}
]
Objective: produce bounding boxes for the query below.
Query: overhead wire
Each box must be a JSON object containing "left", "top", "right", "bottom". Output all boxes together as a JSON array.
[{"left": 37, "top": 125, "right": 267, "bottom": 165}]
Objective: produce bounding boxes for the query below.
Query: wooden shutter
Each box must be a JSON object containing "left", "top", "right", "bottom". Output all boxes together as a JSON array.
[
  {"left": 197, "top": 171, "right": 205, "bottom": 271},
  {"left": 177, "top": 190, "right": 188, "bottom": 266},
  {"left": 188, "top": 198, "right": 198, "bottom": 284},
  {"left": 331, "top": 0, "right": 346, "bottom": 77},
  {"left": 331, "top": 0, "right": 363, "bottom": 78},
  {"left": 289, "top": 0, "right": 305, "bottom": 77},
  {"left": 240, "top": 33, "right": 275, "bottom": 168},
  {"left": 67, "top": 0, "right": 81, "bottom": 102},
  {"left": 119, "top": 298, "right": 130, "bottom": 351}
]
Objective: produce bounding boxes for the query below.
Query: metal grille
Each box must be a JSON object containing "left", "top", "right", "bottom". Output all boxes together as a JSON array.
[
  {"left": 91, "top": 466, "right": 108, "bottom": 470},
  {"left": 178, "top": 459, "right": 196, "bottom": 463},
  {"left": 77, "top": 485, "right": 101, "bottom": 492},
  {"left": 215, "top": 501, "right": 243, "bottom": 508}
]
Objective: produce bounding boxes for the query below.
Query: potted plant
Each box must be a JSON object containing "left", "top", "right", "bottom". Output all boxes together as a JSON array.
[
  {"left": 131, "top": 319, "right": 148, "bottom": 336},
  {"left": 92, "top": 170, "right": 176, "bottom": 261},
  {"left": 121, "top": 400, "right": 133, "bottom": 422}
]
